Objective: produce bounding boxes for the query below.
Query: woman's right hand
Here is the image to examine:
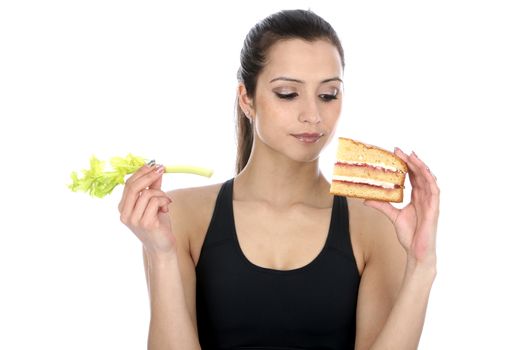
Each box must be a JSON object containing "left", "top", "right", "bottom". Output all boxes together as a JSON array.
[{"left": 118, "top": 162, "right": 177, "bottom": 257}]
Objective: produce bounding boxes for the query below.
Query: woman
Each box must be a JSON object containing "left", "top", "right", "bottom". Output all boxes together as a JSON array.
[{"left": 118, "top": 9, "right": 439, "bottom": 350}]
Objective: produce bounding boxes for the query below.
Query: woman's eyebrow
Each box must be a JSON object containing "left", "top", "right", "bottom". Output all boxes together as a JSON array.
[{"left": 269, "top": 76, "right": 343, "bottom": 84}]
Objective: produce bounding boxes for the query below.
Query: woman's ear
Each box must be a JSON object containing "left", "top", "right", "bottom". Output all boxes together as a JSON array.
[{"left": 238, "top": 83, "right": 254, "bottom": 120}]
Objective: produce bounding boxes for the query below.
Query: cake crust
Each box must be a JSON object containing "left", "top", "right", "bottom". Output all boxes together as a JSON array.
[{"left": 336, "top": 137, "right": 408, "bottom": 173}]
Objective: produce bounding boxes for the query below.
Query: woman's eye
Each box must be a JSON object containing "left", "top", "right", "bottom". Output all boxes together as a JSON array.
[
  {"left": 275, "top": 92, "right": 338, "bottom": 101},
  {"left": 275, "top": 92, "right": 298, "bottom": 100},
  {"left": 320, "top": 94, "right": 338, "bottom": 102}
]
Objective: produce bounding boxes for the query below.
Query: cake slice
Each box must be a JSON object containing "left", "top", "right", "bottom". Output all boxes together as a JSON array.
[{"left": 329, "top": 137, "right": 408, "bottom": 202}]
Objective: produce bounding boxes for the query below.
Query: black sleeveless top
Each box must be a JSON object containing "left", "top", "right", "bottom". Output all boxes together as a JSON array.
[{"left": 195, "top": 178, "right": 361, "bottom": 349}]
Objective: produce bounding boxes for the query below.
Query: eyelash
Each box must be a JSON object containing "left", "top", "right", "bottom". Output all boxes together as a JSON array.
[{"left": 275, "top": 92, "right": 338, "bottom": 102}]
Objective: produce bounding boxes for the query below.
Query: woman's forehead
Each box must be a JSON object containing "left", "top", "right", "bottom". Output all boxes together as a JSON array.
[{"left": 261, "top": 39, "right": 343, "bottom": 82}]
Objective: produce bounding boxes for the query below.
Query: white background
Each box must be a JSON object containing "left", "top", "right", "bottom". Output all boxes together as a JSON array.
[{"left": 1, "top": 0, "right": 524, "bottom": 349}]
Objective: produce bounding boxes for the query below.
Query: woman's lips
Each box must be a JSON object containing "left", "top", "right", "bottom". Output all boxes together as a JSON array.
[{"left": 291, "top": 133, "right": 324, "bottom": 143}]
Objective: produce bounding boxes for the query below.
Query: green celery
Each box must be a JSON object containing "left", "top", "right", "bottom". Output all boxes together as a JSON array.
[{"left": 69, "top": 153, "right": 213, "bottom": 198}]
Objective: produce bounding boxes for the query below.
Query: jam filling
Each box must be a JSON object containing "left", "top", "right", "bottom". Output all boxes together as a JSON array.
[{"left": 335, "top": 162, "right": 404, "bottom": 174}]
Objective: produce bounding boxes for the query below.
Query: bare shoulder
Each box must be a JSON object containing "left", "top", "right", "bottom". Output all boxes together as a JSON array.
[
  {"left": 347, "top": 198, "right": 403, "bottom": 269},
  {"left": 165, "top": 182, "right": 223, "bottom": 266},
  {"left": 166, "top": 182, "right": 223, "bottom": 212}
]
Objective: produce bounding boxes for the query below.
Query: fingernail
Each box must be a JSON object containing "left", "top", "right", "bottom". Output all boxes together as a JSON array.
[
  {"left": 413, "top": 151, "right": 419, "bottom": 158},
  {"left": 430, "top": 169, "right": 437, "bottom": 180},
  {"left": 147, "top": 159, "right": 155, "bottom": 167},
  {"left": 155, "top": 165, "right": 165, "bottom": 174},
  {"left": 395, "top": 147, "right": 405, "bottom": 155}
]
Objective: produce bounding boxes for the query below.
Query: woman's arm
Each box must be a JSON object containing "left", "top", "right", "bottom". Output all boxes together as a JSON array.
[
  {"left": 145, "top": 247, "right": 200, "bottom": 350},
  {"left": 354, "top": 222, "right": 435, "bottom": 350},
  {"left": 144, "top": 190, "right": 201, "bottom": 350},
  {"left": 355, "top": 149, "right": 439, "bottom": 350},
  {"left": 368, "top": 260, "right": 435, "bottom": 350}
]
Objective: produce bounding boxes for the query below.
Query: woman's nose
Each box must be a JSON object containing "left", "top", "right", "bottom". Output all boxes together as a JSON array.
[{"left": 298, "top": 98, "right": 321, "bottom": 124}]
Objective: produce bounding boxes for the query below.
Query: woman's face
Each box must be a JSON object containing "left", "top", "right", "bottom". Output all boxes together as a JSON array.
[{"left": 248, "top": 38, "right": 344, "bottom": 163}]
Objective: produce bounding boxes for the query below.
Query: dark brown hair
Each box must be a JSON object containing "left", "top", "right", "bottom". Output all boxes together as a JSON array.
[{"left": 235, "top": 9, "right": 345, "bottom": 174}]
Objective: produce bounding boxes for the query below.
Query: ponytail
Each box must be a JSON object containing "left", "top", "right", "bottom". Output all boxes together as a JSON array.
[{"left": 235, "top": 99, "right": 253, "bottom": 174}]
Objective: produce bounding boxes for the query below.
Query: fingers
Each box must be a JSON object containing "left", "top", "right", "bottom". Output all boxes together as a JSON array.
[
  {"left": 405, "top": 150, "right": 439, "bottom": 197},
  {"left": 129, "top": 189, "right": 172, "bottom": 228},
  {"left": 118, "top": 164, "right": 166, "bottom": 222},
  {"left": 395, "top": 147, "right": 440, "bottom": 214},
  {"left": 364, "top": 200, "right": 400, "bottom": 225},
  {"left": 393, "top": 148, "right": 417, "bottom": 192},
  {"left": 410, "top": 152, "right": 438, "bottom": 187},
  {"left": 126, "top": 160, "right": 157, "bottom": 187},
  {"left": 149, "top": 168, "right": 163, "bottom": 190},
  {"left": 412, "top": 153, "right": 439, "bottom": 204},
  {"left": 395, "top": 148, "right": 422, "bottom": 189},
  {"left": 141, "top": 195, "right": 172, "bottom": 228},
  {"left": 118, "top": 162, "right": 156, "bottom": 211},
  {"left": 395, "top": 148, "right": 435, "bottom": 189}
]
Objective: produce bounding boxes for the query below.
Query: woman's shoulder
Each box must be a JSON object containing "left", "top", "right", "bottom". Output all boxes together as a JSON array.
[
  {"left": 164, "top": 181, "right": 224, "bottom": 260},
  {"left": 166, "top": 181, "right": 223, "bottom": 206},
  {"left": 166, "top": 181, "right": 224, "bottom": 226},
  {"left": 347, "top": 198, "right": 394, "bottom": 232},
  {"left": 346, "top": 197, "right": 398, "bottom": 265}
]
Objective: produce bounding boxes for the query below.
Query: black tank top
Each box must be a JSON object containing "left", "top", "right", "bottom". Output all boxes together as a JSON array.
[{"left": 196, "top": 178, "right": 361, "bottom": 349}]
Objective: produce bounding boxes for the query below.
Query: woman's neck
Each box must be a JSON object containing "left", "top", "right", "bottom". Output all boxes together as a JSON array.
[{"left": 234, "top": 142, "right": 331, "bottom": 208}]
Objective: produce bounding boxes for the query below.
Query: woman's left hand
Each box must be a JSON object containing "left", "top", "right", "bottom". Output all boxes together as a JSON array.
[{"left": 364, "top": 148, "right": 440, "bottom": 267}]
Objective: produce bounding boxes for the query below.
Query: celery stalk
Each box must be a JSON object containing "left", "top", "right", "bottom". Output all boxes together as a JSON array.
[
  {"left": 68, "top": 153, "right": 213, "bottom": 198},
  {"left": 164, "top": 165, "right": 213, "bottom": 178}
]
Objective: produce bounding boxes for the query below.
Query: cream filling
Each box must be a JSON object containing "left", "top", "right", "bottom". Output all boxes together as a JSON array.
[
  {"left": 336, "top": 160, "right": 399, "bottom": 172},
  {"left": 332, "top": 175, "right": 396, "bottom": 189}
]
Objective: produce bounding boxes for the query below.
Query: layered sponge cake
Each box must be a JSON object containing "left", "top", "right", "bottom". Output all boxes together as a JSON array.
[{"left": 329, "top": 138, "right": 408, "bottom": 202}]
